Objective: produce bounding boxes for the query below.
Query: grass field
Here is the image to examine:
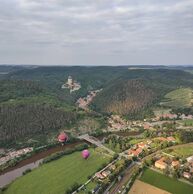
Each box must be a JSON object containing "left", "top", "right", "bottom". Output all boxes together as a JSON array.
[
  {"left": 166, "top": 144, "right": 193, "bottom": 158},
  {"left": 181, "top": 119, "right": 193, "bottom": 126},
  {"left": 140, "top": 169, "right": 193, "bottom": 194},
  {"left": 160, "top": 88, "right": 193, "bottom": 108},
  {"left": 3, "top": 149, "right": 110, "bottom": 194},
  {"left": 78, "top": 181, "right": 97, "bottom": 194}
]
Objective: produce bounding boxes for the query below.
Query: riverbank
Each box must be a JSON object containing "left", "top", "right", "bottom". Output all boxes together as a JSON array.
[{"left": 0, "top": 141, "right": 82, "bottom": 176}]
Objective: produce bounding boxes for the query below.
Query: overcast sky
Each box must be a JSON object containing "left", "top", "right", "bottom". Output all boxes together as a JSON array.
[{"left": 0, "top": 0, "right": 193, "bottom": 66}]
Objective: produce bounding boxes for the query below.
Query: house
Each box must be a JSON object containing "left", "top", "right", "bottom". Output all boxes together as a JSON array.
[
  {"left": 128, "top": 147, "right": 143, "bottom": 157},
  {"left": 138, "top": 142, "right": 148, "bottom": 149},
  {"left": 171, "top": 160, "right": 180, "bottom": 168},
  {"left": 183, "top": 172, "right": 191, "bottom": 179},
  {"left": 95, "top": 172, "right": 105, "bottom": 180},
  {"left": 156, "top": 137, "right": 167, "bottom": 142},
  {"left": 160, "top": 114, "right": 178, "bottom": 119},
  {"left": 155, "top": 157, "right": 167, "bottom": 170},
  {"left": 180, "top": 114, "right": 193, "bottom": 120},
  {"left": 147, "top": 140, "right": 152, "bottom": 145},
  {"left": 101, "top": 170, "right": 111, "bottom": 178},
  {"left": 187, "top": 156, "right": 193, "bottom": 163},
  {"left": 109, "top": 165, "right": 116, "bottom": 171},
  {"left": 143, "top": 123, "right": 150, "bottom": 130},
  {"left": 167, "top": 136, "right": 176, "bottom": 143},
  {"left": 190, "top": 168, "right": 193, "bottom": 173}
]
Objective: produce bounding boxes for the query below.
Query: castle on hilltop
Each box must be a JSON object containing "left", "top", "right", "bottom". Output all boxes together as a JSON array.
[{"left": 61, "top": 76, "right": 81, "bottom": 93}]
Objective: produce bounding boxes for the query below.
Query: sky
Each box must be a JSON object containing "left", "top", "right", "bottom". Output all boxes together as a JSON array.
[{"left": 0, "top": 0, "right": 193, "bottom": 66}]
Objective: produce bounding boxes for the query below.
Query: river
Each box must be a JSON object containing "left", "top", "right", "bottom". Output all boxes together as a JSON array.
[
  {"left": 0, "top": 131, "right": 143, "bottom": 188},
  {"left": 0, "top": 141, "right": 82, "bottom": 188}
]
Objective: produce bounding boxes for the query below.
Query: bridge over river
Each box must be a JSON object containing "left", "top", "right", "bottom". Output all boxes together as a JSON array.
[{"left": 78, "top": 134, "right": 115, "bottom": 155}]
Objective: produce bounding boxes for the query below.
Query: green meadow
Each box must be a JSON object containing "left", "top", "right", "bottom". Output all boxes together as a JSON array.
[
  {"left": 160, "top": 88, "right": 193, "bottom": 108},
  {"left": 140, "top": 169, "right": 193, "bottom": 194},
  {"left": 4, "top": 149, "right": 110, "bottom": 194}
]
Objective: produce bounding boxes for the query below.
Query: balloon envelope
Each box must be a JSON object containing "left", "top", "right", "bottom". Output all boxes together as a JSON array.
[
  {"left": 58, "top": 133, "right": 68, "bottom": 143},
  {"left": 82, "top": 149, "right": 90, "bottom": 159}
]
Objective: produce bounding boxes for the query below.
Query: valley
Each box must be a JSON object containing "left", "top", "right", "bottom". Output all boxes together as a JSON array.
[{"left": 0, "top": 65, "right": 193, "bottom": 194}]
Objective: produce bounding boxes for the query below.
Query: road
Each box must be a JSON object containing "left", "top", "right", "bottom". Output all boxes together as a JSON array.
[{"left": 108, "top": 162, "right": 138, "bottom": 194}]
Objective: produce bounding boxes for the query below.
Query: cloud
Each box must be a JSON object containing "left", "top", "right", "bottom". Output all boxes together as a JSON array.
[{"left": 0, "top": 0, "right": 193, "bottom": 65}]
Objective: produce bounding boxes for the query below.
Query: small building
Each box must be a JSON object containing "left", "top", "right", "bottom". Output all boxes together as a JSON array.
[
  {"left": 187, "top": 155, "right": 193, "bottom": 163},
  {"left": 190, "top": 168, "right": 193, "bottom": 173},
  {"left": 180, "top": 114, "right": 193, "bottom": 120},
  {"left": 167, "top": 136, "right": 176, "bottom": 143},
  {"left": 138, "top": 142, "right": 148, "bottom": 149},
  {"left": 147, "top": 140, "right": 152, "bottom": 145},
  {"left": 155, "top": 157, "right": 167, "bottom": 170},
  {"left": 109, "top": 165, "right": 116, "bottom": 171},
  {"left": 183, "top": 172, "right": 191, "bottom": 179},
  {"left": 143, "top": 123, "right": 150, "bottom": 130},
  {"left": 95, "top": 172, "right": 104, "bottom": 180},
  {"left": 160, "top": 113, "right": 178, "bottom": 120},
  {"left": 156, "top": 137, "right": 167, "bottom": 142},
  {"left": 128, "top": 147, "right": 143, "bottom": 157},
  {"left": 171, "top": 160, "right": 180, "bottom": 168},
  {"left": 101, "top": 170, "right": 111, "bottom": 178}
]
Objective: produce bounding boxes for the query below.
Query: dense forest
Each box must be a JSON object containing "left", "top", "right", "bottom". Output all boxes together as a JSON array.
[
  {"left": 91, "top": 79, "right": 156, "bottom": 116},
  {"left": 0, "top": 104, "right": 77, "bottom": 146},
  {"left": 92, "top": 69, "right": 193, "bottom": 116}
]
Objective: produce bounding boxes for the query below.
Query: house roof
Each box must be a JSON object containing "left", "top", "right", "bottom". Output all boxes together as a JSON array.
[
  {"left": 167, "top": 136, "right": 175, "bottom": 141},
  {"left": 171, "top": 160, "right": 180, "bottom": 167}
]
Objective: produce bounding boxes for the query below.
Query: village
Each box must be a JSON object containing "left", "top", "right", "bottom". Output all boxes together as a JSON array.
[
  {"left": 0, "top": 147, "right": 33, "bottom": 166},
  {"left": 76, "top": 89, "right": 102, "bottom": 110},
  {"left": 1, "top": 108, "right": 193, "bottom": 194}
]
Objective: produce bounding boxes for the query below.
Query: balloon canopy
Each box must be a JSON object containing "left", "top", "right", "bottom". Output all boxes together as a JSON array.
[
  {"left": 82, "top": 149, "right": 90, "bottom": 159},
  {"left": 58, "top": 133, "right": 68, "bottom": 143}
]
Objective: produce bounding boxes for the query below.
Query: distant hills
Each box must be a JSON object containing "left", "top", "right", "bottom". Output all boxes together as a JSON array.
[{"left": 1, "top": 65, "right": 193, "bottom": 146}]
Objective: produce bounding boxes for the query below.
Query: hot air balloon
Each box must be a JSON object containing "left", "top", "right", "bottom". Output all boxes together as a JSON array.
[
  {"left": 82, "top": 149, "right": 90, "bottom": 159},
  {"left": 58, "top": 133, "right": 68, "bottom": 144}
]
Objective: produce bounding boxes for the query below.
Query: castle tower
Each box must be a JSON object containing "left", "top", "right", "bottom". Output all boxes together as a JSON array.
[{"left": 67, "top": 76, "right": 73, "bottom": 85}]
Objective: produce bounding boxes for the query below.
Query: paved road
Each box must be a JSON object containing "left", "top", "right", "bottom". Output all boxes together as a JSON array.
[{"left": 108, "top": 162, "right": 138, "bottom": 194}]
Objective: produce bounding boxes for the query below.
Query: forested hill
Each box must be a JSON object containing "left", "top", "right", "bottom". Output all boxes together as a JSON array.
[
  {"left": 91, "top": 79, "right": 156, "bottom": 116},
  {"left": 1, "top": 65, "right": 193, "bottom": 146},
  {"left": 0, "top": 104, "right": 77, "bottom": 147},
  {"left": 91, "top": 68, "right": 193, "bottom": 117},
  {"left": 2, "top": 66, "right": 193, "bottom": 114}
]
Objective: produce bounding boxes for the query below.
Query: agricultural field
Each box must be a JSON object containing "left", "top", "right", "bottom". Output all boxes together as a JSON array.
[
  {"left": 140, "top": 169, "right": 193, "bottom": 194},
  {"left": 160, "top": 88, "right": 193, "bottom": 108},
  {"left": 129, "top": 180, "right": 171, "bottom": 194},
  {"left": 166, "top": 143, "right": 193, "bottom": 158},
  {"left": 181, "top": 119, "right": 193, "bottom": 126},
  {"left": 3, "top": 149, "right": 111, "bottom": 194}
]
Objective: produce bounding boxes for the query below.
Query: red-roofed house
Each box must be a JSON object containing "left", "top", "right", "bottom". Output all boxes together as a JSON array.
[
  {"left": 155, "top": 157, "right": 167, "bottom": 170},
  {"left": 167, "top": 136, "right": 176, "bottom": 142},
  {"left": 128, "top": 147, "right": 143, "bottom": 157},
  {"left": 183, "top": 172, "right": 191, "bottom": 179},
  {"left": 171, "top": 160, "right": 180, "bottom": 168},
  {"left": 138, "top": 142, "right": 148, "bottom": 149}
]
